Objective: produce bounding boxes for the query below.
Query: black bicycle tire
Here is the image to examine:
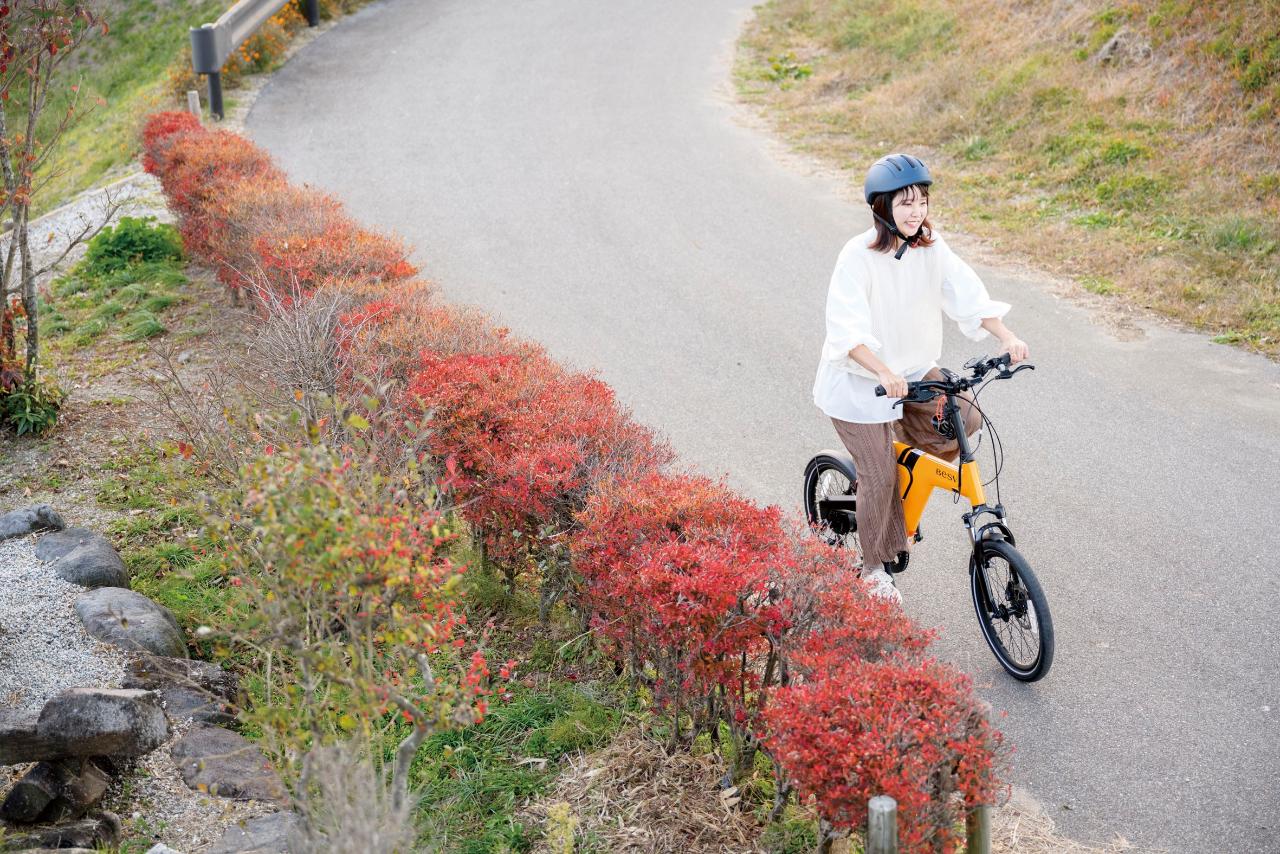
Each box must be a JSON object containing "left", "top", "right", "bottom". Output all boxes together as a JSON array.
[
  {"left": 970, "top": 539, "right": 1054, "bottom": 681},
  {"left": 802, "top": 456, "right": 856, "bottom": 548}
]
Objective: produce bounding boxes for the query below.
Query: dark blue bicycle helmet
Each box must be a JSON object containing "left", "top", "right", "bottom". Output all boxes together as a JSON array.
[{"left": 863, "top": 153, "right": 932, "bottom": 204}]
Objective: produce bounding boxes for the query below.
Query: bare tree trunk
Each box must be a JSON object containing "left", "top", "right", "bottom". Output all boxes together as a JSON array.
[
  {"left": 19, "top": 206, "right": 36, "bottom": 375},
  {"left": 0, "top": 104, "right": 18, "bottom": 365}
]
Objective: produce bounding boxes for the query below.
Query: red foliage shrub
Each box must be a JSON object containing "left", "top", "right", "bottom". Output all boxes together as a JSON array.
[
  {"left": 231, "top": 182, "right": 417, "bottom": 296},
  {"left": 763, "top": 655, "right": 1004, "bottom": 853},
  {"left": 571, "top": 472, "right": 782, "bottom": 721},
  {"left": 768, "top": 530, "right": 934, "bottom": 669},
  {"left": 140, "top": 111, "right": 204, "bottom": 175},
  {"left": 405, "top": 347, "right": 673, "bottom": 585},
  {"left": 335, "top": 289, "right": 514, "bottom": 395},
  {"left": 149, "top": 128, "right": 287, "bottom": 264}
]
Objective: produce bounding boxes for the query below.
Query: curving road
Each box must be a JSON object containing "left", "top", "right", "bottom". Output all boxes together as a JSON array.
[{"left": 246, "top": 1, "right": 1280, "bottom": 850}]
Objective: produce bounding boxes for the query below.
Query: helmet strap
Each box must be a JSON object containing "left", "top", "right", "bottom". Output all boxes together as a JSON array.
[{"left": 871, "top": 209, "right": 920, "bottom": 260}]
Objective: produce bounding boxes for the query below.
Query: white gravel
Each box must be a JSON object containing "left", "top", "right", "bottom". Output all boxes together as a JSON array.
[{"left": 0, "top": 535, "right": 128, "bottom": 715}]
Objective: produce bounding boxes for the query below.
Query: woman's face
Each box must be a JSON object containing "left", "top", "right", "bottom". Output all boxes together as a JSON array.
[{"left": 891, "top": 186, "right": 928, "bottom": 237}]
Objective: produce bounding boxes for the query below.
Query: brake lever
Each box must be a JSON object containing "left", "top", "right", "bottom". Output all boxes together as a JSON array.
[{"left": 996, "top": 363, "right": 1035, "bottom": 378}]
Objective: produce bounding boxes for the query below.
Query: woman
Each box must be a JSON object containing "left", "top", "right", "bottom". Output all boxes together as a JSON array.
[{"left": 812, "top": 153, "right": 1029, "bottom": 603}]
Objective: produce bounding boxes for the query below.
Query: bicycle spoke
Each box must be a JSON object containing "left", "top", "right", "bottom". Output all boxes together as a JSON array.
[{"left": 981, "top": 555, "right": 1040, "bottom": 671}]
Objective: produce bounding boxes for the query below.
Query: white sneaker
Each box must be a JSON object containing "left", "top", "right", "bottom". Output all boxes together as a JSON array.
[{"left": 861, "top": 566, "right": 903, "bottom": 605}]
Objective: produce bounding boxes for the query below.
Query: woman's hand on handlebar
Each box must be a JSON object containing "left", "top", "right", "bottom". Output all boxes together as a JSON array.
[
  {"left": 998, "top": 336, "right": 1030, "bottom": 364},
  {"left": 876, "top": 369, "right": 908, "bottom": 399}
]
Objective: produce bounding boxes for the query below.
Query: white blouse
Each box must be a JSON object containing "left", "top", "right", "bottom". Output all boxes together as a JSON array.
[{"left": 813, "top": 228, "right": 1010, "bottom": 424}]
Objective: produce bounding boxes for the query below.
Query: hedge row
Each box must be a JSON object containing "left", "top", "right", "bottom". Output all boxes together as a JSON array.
[{"left": 142, "top": 111, "right": 1004, "bottom": 852}]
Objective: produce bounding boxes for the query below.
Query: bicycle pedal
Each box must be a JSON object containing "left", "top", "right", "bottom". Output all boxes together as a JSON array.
[{"left": 887, "top": 551, "right": 910, "bottom": 575}]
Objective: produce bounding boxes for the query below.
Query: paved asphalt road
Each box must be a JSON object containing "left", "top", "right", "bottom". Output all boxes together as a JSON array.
[{"left": 246, "top": 1, "right": 1280, "bottom": 849}]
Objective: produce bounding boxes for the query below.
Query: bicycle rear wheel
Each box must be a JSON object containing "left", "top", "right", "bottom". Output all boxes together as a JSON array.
[
  {"left": 802, "top": 455, "right": 857, "bottom": 548},
  {"left": 970, "top": 538, "right": 1054, "bottom": 681}
]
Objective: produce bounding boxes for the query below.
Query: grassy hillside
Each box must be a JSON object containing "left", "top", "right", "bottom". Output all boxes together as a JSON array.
[
  {"left": 26, "top": 0, "right": 370, "bottom": 219},
  {"left": 27, "top": 0, "right": 227, "bottom": 219},
  {"left": 737, "top": 0, "right": 1280, "bottom": 355}
]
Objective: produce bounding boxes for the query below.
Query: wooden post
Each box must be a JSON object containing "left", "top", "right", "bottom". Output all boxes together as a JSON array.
[
  {"left": 966, "top": 804, "right": 991, "bottom": 854},
  {"left": 186, "top": 90, "right": 201, "bottom": 118},
  {"left": 867, "top": 795, "right": 898, "bottom": 854}
]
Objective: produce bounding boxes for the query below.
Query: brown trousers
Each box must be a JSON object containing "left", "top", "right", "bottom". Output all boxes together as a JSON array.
[{"left": 829, "top": 368, "right": 982, "bottom": 567}]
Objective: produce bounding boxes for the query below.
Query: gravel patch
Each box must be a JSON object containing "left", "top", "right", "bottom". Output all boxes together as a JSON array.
[
  {"left": 0, "top": 535, "right": 128, "bottom": 715},
  {"left": 104, "top": 719, "right": 278, "bottom": 853}
]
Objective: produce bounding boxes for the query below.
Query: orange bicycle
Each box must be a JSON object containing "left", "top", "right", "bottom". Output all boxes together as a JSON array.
[{"left": 803, "top": 353, "right": 1054, "bottom": 681}]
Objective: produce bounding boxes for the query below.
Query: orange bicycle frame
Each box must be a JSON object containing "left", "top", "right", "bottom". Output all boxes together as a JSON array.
[{"left": 894, "top": 442, "right": 985, "bottom": 540}]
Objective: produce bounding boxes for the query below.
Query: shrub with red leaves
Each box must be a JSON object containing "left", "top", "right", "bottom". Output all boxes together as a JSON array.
[
  {"left": 764, "top": 654, "right": 1004, "bottom": 853},
  {"left": 221, "top": 180, "right": 416, "bottom": 297},
  {"left": 140, "top": 111, "right": 204, "bottom": 175},
  {"left": 572, "top": 471, "right": 783, "bottom": 734},
  {"left": 147, "top": 128, "right": 287, "bottom": 265},
  {"left": 406, "top": 346, "right": 673, "bottom": 612}
]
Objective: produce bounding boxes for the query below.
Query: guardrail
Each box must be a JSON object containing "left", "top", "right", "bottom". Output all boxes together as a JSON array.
[{"left": 190, "top": 0, "right": 320, "bottom": 120}]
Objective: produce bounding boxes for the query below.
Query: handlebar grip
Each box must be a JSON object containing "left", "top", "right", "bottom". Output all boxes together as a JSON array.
[{"left": 874, "top": 385, "right": 886, "bottom": 397}]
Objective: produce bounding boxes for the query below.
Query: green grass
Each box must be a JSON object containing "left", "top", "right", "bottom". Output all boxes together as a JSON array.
[
  {"left": 1081, "top": 275, "right": 1120, "bottom": 295},
  {"left": 411, "top": 682, "right": 627, "bottom": 852},
  {"left": 49, "top": 258, "right": 186, "bottom": 350}
]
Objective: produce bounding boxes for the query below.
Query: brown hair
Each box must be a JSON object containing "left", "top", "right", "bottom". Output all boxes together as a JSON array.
[{"left": 867, "top": 184, "right": 935, "bottom": 254}]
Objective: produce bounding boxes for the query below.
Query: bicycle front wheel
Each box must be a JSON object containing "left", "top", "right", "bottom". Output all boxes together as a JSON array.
[{"left": 970, "top": 539, "right": 1054, "bottom": 681}]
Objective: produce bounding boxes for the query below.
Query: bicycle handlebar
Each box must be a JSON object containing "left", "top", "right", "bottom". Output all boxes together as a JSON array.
[{"left": 873, "top": 353, "right": 1032, "bottom": 401}]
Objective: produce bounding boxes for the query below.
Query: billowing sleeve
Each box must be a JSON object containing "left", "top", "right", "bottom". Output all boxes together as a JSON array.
[
  {"left": 939, "top": 236, "right": 1010, "bottom": 341},
  {"left": 822, "top": 253, "right": 881, "bottom": 364}
]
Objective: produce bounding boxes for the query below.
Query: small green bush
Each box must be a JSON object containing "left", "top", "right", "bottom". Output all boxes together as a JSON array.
[
  {"left": 81, "top": 216, "right": 183, "bottom": 278},
  {"left": 0, "top": 372, "right": 64, "bottom": 435}
]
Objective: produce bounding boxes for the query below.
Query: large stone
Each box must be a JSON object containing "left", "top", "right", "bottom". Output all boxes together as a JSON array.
[
  {"left": 170, "top": 724, "right": 287, "bottom": 805},
  {"left": 0, "top": 811, "right": 121, "bottom": 850},
  {"left": 0, "top": 759, "right": 112, "bottom": 823},
  {"left": 34, "top": 689, "right": 168, "bottom": 759},
  {"left": 34, "top": 527, "right": 99, "bottom": 562},
  {"left": 46, "top": 534, "right": 129, "bottom": 589},
  {"left": 205, "top": 811, "right": 298, "bottom": 854},
  {"left": 143, "top": 845, "right": 186, "bottom": 854},
  {"left": 123, "top": 656, "right": 238, "bottom": 725},
  {"left": 124, "top": 655, "right": 237, "bottom": 700},
  {"left": 0, "top": 761, "right": 63, "bottom": 822},
  {"left": 0, "top": 505, "right": 65, "bottom": 541},
  {"left": 75, "top": 588, "right": 186, "bottom": 658},
  {"left": 0, "top": 709, "right": 44, "bottom": 765},
  {"left": 43, "top": 758, "right": 113, "bottom": 822}
]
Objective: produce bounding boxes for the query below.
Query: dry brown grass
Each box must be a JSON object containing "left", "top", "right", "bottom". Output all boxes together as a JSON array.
[
  {"left": 519, "top": 728, "right": 1160, "bottom": 853},
  {"left": 521, "top": 730, "right": 762, "bottom": 853},
  {"left": 737, "top": 0, "right": 1280, "bottom": 355}
]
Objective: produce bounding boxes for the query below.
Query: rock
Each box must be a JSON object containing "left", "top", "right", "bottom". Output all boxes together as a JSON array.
[
  {"left": 43, "top": 758, "right": 113, "bottom": 821},
  {"left": 75, "top": 588, "right": 186, "bottom": 658},
  {"left": 0, "top": 709, "right": 44, "bottom": 765},
  {"left": 1093, "top": 28, "right": 1152, "bottom": 66},
  {"left": 171, "top": 724, "right": 288, "bottom": 805},
  {"left": 0, "top": 761, "right": 63, "bottom": 822},
  {"left": 34, "top": 527, "right": 100, "bottom": 562},
  {"left": 0, "top": 505, "right": 65, "bottom": 542},
  {"left": 47, "top": 535, "right": 129, "bottom": 589},
  {"left": 123, "top": 656, "right": 238, "bottom": 725},
  {"left": 158, "top": 686, "right": 236, "bottom": 725},
  {"left": 1, "top": 759, "right": 113, "bottom": 823},
  {"left": 206, "top": 811, "right": 298, "bottom": 854},
  {"left": 124, "top": 655, "right": 238, "bottom": 699},
  {"left": 144, "top": 845, "right": 186, "bottom": 854},
  {"left": 34, "top": 689, "right": 168, "bottom": 760},
  {"left": 0, "top": 811, "right": 122, "bottom": 849}
]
